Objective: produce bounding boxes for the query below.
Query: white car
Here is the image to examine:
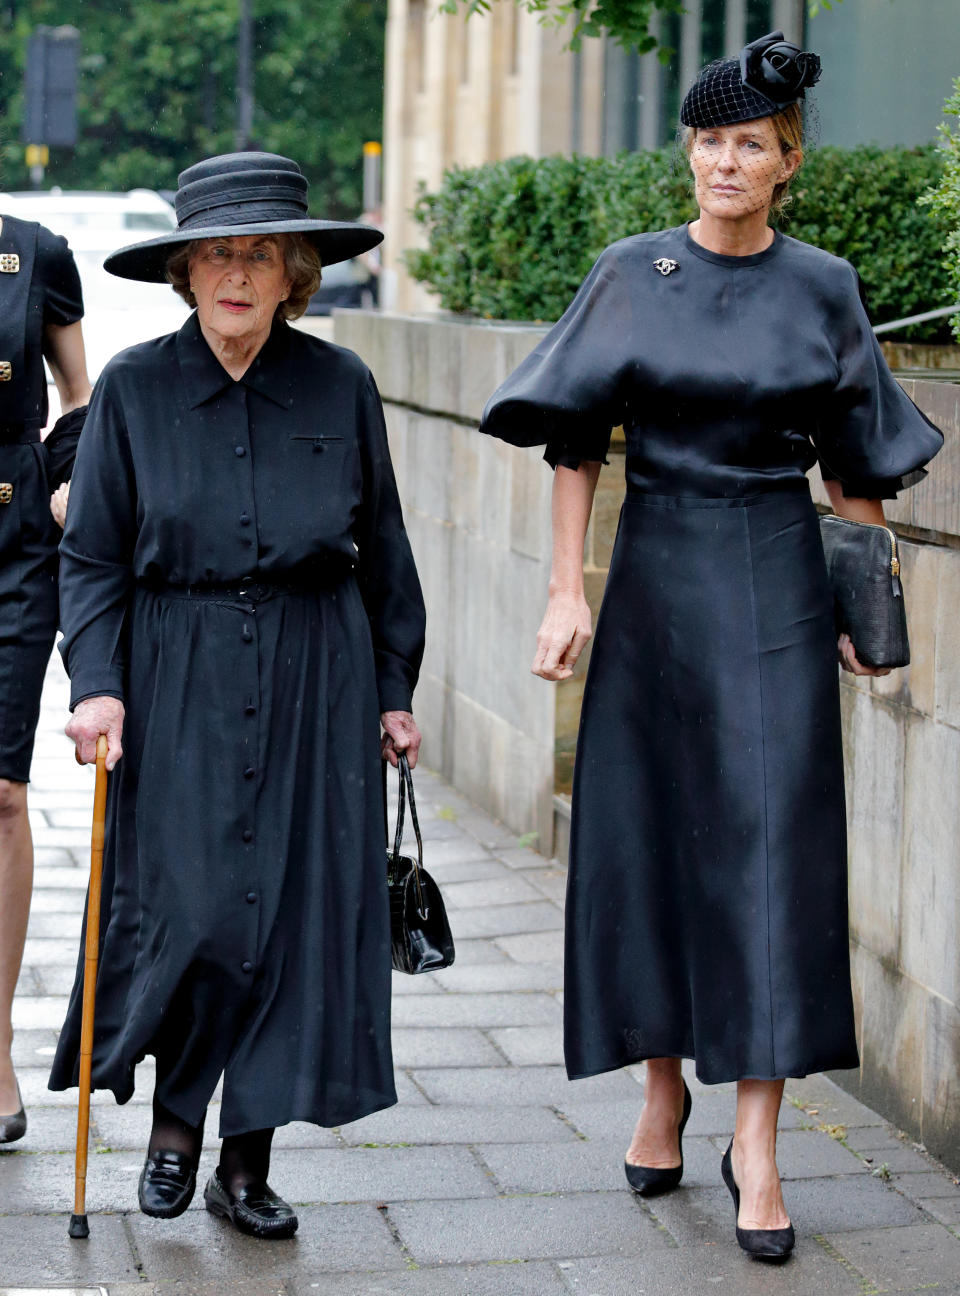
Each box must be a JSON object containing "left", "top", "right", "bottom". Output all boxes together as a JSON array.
[{"left": 0, "top": 189, "right": 191, "bottom": 417}]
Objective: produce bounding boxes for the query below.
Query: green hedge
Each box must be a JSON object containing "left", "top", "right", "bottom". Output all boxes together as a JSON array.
[{"left": 407, "top": 145, "right": 952, "bottom": 339}]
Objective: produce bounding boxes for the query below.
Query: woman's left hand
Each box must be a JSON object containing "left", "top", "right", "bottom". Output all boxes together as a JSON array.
[
  {"left": 381, "top": 711, "right": 422, "bottom": 769},
  {"left": 50, "top": 481, "right": 70, "bottom": 529},
  {"left": 838, "top": 633, "right": 892, "bottom": 677}
]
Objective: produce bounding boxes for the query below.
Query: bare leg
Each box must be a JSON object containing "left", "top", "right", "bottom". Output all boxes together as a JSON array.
[
  {"left": 731, "top": 1078, "right": 791, "bottom": 1230},
  {"left": 626, "top": 1057, "right": 686, "bottom": 1169},
  {"left": 0, "top": 780, "right": 32, "bottom": 1115}
]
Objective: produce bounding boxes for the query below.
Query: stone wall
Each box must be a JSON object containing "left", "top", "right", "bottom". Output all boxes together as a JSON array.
[{"left": 335, "top": 309, "right": 960, "bottom": 1171}]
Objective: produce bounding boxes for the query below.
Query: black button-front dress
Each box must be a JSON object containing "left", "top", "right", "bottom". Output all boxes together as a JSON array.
[
  {"left": 0, "top": 215, "right": 84, "bottom": 782},
  {"left": 480, "top": 225, "right": 943, "bottom": 1085},
  {"left": 49, "top": 314, "right": 426, "bottom": 1136}
]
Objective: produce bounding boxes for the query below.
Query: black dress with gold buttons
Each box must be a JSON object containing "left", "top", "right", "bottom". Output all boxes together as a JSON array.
[
  {"left": 49, "top": 314, "right": 426, "bottom": 1136},
  {"left": 0, "top": 215, "right": 83, "bottom": 782}
]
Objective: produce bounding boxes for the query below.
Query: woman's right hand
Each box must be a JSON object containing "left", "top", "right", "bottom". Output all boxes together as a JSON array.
[
  {"left": 532, "top": 591, "right": 593, "bottom": 681},
  {"left": 66, "top": 696, "right": 125, "bottom": 770}
]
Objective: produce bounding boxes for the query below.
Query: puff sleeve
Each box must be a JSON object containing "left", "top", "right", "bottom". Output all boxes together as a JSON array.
[
  {"left": 479, "top": 248, "right": 631, "bottom": 470},
  {"left": 813, "top": 266, "right": 943, "bottom": 497}
]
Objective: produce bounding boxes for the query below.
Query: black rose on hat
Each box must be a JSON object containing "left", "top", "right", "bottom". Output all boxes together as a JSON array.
[{"left": 740, "top": 30, "right": 822, "bottom": 104}]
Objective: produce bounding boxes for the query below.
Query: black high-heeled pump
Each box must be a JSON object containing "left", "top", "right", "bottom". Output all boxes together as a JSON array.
[
  {"left": 721, "top": 1138, "right": 795, "bottom": 1260},
  {"left": 0, "top": 1083, "right": 26, "bottom": 1145},
  {"left": 624, "top": 1078, "right": 692, "bottom": 1197}
]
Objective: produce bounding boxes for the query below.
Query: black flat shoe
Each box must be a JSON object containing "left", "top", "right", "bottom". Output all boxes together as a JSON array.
[
  {"left": 138, "top": 1148, "right": 198, "bottom": 1218},
  {"left": 721, "top": 1139, "right": 795, "bottom": 1260},
  {"left": 624, "top": 1078, "right": 692, "bottom": 1197},
  {"left": 204, "top": 1170, "right": 298, "bottom": 1239},
  {"left": 0, "top": 1085, "right": 26, "bottom": 1145}
]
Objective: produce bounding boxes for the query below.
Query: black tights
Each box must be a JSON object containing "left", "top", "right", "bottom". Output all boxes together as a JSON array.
[{"left": 149, "top": 1094, "right": 275, "bottom": 1194}]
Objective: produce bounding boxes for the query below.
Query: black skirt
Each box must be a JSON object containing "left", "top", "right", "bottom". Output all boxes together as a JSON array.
[
  {"left": 0, "top": 440, "right": 59, "bottom": 783},
  {"left": 563, "top": 485, "right": 858, "bottom": 1084}
]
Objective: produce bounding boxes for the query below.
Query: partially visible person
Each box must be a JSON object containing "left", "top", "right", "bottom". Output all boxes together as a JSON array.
[{"left": 0, "top": 210, "right": 90, "bottom": 1145}]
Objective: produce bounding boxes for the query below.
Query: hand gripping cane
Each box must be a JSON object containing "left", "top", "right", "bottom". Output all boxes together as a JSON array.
[{"left": 69, "top": 734, "right": 108, "bottom": 1239}]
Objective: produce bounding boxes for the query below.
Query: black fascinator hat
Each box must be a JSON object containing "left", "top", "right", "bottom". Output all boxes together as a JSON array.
[
  {"left": 680, "top": 30, "right": 822, "bottom": 129},
  {"left": 105, "top": 151, "right": 382, "bottom": 282}
]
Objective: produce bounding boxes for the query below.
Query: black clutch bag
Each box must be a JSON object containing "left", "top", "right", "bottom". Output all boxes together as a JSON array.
[
  {"left": 819, "top": 514, "right": 910, "bottom": 669},
  {"left": 384, "top": 753, "right": 455, "bottom": 975}
]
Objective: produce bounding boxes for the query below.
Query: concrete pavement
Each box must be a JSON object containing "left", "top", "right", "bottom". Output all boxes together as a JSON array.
[{"left": 2, "top": 653, "right": 960, "bottom": 1294}]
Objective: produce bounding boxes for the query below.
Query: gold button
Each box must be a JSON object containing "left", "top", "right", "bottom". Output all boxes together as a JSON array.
[
  {"left": 0, "top": 362, "right": 11, "bottom": 381},
  {"left": 0, "top": 254, "right": 20, "bottom": 273},
  {"left": 0, "top": 484, "right": 13, "bottom": 504}
]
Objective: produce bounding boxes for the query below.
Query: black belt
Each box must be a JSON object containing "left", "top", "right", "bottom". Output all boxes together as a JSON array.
[
  {"left": 140, "top": 577, "right": 343, "bottom": 605},
  {"left": 0, "top": 426, "right": 40, "bottom": 446}
]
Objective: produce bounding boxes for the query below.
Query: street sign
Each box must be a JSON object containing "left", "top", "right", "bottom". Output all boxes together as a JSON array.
[{"left": 23, "top": 25, "right": 80, "bottom": 148}]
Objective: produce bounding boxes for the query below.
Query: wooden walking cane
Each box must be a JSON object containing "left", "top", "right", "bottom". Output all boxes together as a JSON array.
[{"left": 69, "top": 734, "right": 109, "bottom": 1240}]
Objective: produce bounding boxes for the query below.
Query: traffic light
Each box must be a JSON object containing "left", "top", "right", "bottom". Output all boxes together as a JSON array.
[{"left": 23, "top": 25, "right": 80, "bottom": 148}]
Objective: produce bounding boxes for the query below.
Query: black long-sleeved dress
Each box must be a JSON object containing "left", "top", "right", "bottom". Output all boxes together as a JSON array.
[
  {"left": 0, "top": 215, "right": 83, "bottom": 782},
  {"left": 49, "top": 314, "right": 426, "bottom": 1135},
  {"left": 481, "top": 225, "right": 942, "bottom": 1085}
]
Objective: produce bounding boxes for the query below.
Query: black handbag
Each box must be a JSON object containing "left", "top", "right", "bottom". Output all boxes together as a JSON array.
[
  {"left": 384, "top": 753, "right": 455, "bottom": 975},
  {"left": 819, "top": 514, "right": 910, "bottom": 669}
]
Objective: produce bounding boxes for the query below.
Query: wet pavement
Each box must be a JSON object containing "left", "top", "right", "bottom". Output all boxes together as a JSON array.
[{"left": 2, "top": 653, "right": 960, "bottom": 1294}]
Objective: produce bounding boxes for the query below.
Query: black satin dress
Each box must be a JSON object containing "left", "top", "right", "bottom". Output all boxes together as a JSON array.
[
  {"left": 480, "top": 225, "right": 942, "bottom": 1084},
  {"left": 49, "top": 316, "right": 426, "bottom": 1135}
]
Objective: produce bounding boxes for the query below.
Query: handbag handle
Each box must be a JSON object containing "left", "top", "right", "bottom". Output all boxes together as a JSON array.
[{"left": 382, "top": 752, "right": 427, "bottom": 917}]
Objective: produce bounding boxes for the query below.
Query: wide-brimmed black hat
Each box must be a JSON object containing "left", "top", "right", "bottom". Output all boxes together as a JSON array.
[
  {"left": 104, "top": 151, "right": 383, "bottom": 282},
  {"left": 680, "top": 30, "right": 821, "bottom": 129}
]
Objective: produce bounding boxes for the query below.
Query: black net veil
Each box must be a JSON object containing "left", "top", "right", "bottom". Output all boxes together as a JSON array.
[{"left": 671, "top": 35, "right": 823, "bottom": 226}]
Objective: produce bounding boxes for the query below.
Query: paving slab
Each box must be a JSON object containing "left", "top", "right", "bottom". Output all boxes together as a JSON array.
[
  {"left": 477, "top": 1135, "right": 721, "bottom": 1194},
  {"left": 390, "top": 1027, "right": 505, "bottom": 1069},
  {"left": 439, "top": 939, "right": 510, "bottom": 967},
  {"left": 430, "top": 962, "right": 564, "bottom": 994},
  {"left": 0, "top": 1212, "right": 138, "bottom": 1284},
  {"left": 408, "top": 1065, "right": 641, "bottom": 1107},
  {"left": 267, "top": 1145, "right": 496, "bottom": 1203},
  {"left": 774, "top": 1128, "right": 869, "bottom": 1179},
  {"left": 392, "top": 993, "right": 562, "bottom": 1030},
  {"left": 785, "top": 1076, "right": 887, "bottom": 1127},
  {"left": 823, "top": 1222, "right": 960, "bottom": 1291},
  {"left": 557, "top": 1243, "right": 869, "bottom": 1294},
  {"left": 390, "top": 1192, "right": 673, "bottom": 1264},
  {"left": 450, "top": 903, "right": 565, "bottom": 940},
  {"left": 441, "top": 876, "right": 546, "bottom": 908},
  {"left": 129, "top": 1203, "right": 403, "bottom": 1281},
  {"left": 495, "top": 931, "right": 565, "bottom": 963},
  {"left": 339, "top": 1105, "right": 576, "bottom": 1147},
  {"left": 287, "top": 1261, "right": 569, "bottom": 1295},
  {"left": 489, "top": 1026, "right": 565, "bottom": 1066},
  {"left": 645, "top": 1176, "right": 927, "bottom": 1245},
  {"left": 556, "top": 1094, "right": 805, "bottom": 1143}
]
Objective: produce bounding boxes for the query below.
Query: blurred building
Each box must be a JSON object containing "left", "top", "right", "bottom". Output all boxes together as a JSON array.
[{"left": 383, "top": 0, "right": 960, "bottom": 311}]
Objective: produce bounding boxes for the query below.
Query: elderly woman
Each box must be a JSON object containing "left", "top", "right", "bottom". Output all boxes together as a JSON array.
[
  {"left": 0, "top": 211, "right": 89, "bottom": 1146},
  {"left": 49, "top": 153, "right": 425, "bottom": 1239},
  {"left": 480, "top": 35, "right": 942, "bottom": 1259}
]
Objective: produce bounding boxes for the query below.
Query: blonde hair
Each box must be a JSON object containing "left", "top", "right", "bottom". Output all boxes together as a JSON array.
[
  {"left": 165, "top": 232, "right": 323, "bottom": 320},
  {"left": 684, "top": 103, "right": 805, "bottom": 221}
]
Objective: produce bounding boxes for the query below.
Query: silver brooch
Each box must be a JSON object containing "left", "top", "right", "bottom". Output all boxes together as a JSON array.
[{"left": 653, "top": 258, "right": 679, "bottom": 277}]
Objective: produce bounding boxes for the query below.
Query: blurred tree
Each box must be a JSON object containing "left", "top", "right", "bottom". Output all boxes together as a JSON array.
[
  {"left": 442, "top": 1, "right": 841, "bottom": 54},
  {"left": 0, "top": 0, "right": 386, "bottom": 217}
]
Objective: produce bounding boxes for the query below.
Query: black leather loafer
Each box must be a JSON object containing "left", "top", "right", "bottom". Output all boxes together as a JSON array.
[
  {"left": 138, "top": 1148, "right": 198, "bottom": 1218},
  {"left": 204, "top": 1170, "right": 298, "bottom": 1239},
  {"left": 0, "top": 1085, "right": 26, "bottom": 1145},
  {"left": 624, "top": 1079, "right": 692, "bottom": 1197},
  {"left": 721, "top": 1139, "right": 795, "bottom": 1260}
]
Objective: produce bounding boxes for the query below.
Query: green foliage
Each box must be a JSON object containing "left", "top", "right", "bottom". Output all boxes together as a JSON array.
[
  {"left": 922, "top": 78, "right": 960, "bottom": 341},
  {"left": 0, "top": 0, "right": 386, "bottom": 218},
  {"left": 439, "top": 0, "right": 682, "bottom": 55},
  {"left": 408, "top": 144, "right": 951, "bottom": 339},
  {"left": 442, "top": 0, "right": 837, "bottom": 53}
]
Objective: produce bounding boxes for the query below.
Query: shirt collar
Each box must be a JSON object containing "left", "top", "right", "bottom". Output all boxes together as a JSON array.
[{"left": 176, "top": 311, "right": 296, "bottom": 410}]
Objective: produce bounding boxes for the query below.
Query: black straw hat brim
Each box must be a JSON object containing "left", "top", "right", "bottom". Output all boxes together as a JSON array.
[{"left": 103, "top": 219, "right": 383, "bottom": 281}]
